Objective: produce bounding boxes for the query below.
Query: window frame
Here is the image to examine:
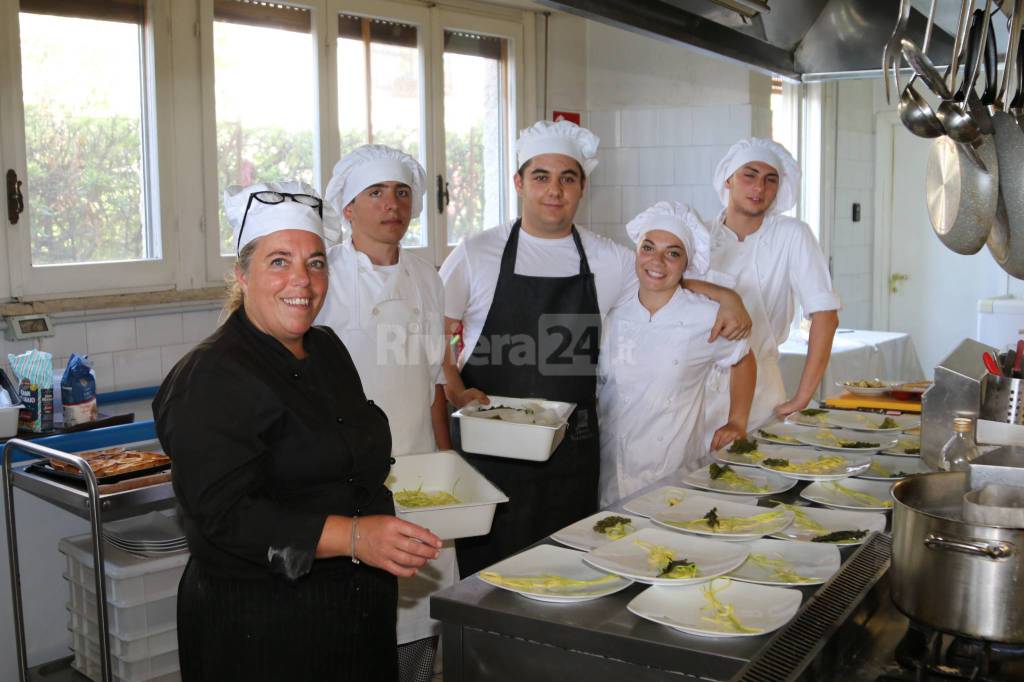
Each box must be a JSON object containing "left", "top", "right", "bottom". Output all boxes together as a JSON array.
[
  {"left": 0, "top": 0, "right": 533, "bottom": 302},
  {"left": 0, "top": 0, "right": 181, "bottom": 299},
  {"left": 431, "top": 7, "right": 530, "bottom": 264}
]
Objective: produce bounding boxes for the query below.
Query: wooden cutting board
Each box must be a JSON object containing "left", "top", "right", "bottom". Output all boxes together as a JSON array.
[{"left": 822, "top": 391, "right": 922, "bottom": 413}]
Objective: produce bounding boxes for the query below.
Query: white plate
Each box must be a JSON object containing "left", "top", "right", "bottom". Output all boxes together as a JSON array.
[
  {"left": 784, "top": 408, "right": 843, "bottom": 428},
  {"left": 476, "top": 544, "right": 632, "bottom": 602},
  {"left": 622, "top": 486, "right": 758, "bottom": 518},
  {"left": 726, "top": 539, "right": 841, "bottom": 586},
  {"left": 770, "top": 505, "right": 887, "bottom": 545},
  {"left": 651, "top": 495, "right": 794, "bottom": 541},
  {"left": 890, "top": 381, "right": 931, "bottom": 395},
  {"left": 103, "top": 512, "right": 185, "bottom": 545},
  {"left": 682, "top": 465, "right": 797, "bottom": 497},
  {"left": 756, "top": 451, "right": 871, "bottom": 481},
  {"left": 583, "top": 527, "right": 749, "bottom": 586},
  {"left": 713, "top": 442, "right": 816, "bottom": 468},
  {"left": 794, "top": 428, "right": 897, "bottom": 454},
  {"left": 551, "top": 511, "right": 654, "bottom": 551},
  {"left": 824, "top": 412, "right": 920, "bottom": 433},
  {"left": 856, "top": 455, "right": 932, "bottom": 481},
  {"left": 753, "top": 423, "right": 813, "bottom": 446},
  {"left": 881, "top": 436, "right": 922, "bottom": 457},
  {"left": 836, "top": 380, "right": 896, "bottom": 396},
  {"left": 800, "top": 479, "right": 895, "bottom": 511},
  {"left": 627, "top": 578, "right": 802, "bottom": 638}
]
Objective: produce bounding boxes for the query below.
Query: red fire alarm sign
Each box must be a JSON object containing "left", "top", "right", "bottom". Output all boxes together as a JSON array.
[{"left": 551, "top": 111, "right": 581, "bottom": 125}]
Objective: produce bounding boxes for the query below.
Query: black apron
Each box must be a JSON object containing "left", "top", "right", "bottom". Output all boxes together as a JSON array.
[{"left": 454, "top": 220, "right": 602, "bottom": 576}]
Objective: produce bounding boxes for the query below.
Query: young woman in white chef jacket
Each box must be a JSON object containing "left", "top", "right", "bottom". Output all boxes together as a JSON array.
[
  {"left": 597, "top": 201, "right": 757, "bottom": 507},
  {"left": 316, "top": 145, "right": 455, "bottom": 682}
]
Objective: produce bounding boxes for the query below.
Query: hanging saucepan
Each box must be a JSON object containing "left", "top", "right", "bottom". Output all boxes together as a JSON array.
[
  {"left": 990, "top": 0, "right": 1024, "bottom": 277},
  {"left": 903, "top": 37, "right": 998, "bottom": 255},
  {"left": 891, "top": 472, "right": 1024, "bottom": 642}
]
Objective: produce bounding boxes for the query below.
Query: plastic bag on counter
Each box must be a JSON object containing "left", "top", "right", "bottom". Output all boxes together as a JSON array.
[
  {"left": 60, "top": 353, "right": 97, "bottom": 427},
  {"left": 8, "top": 349, "right": 53, "bottom": 432}
]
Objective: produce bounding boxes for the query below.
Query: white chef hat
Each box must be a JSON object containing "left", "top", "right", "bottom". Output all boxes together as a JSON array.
[
  {"left": 323, "top": 144, "right": 426, "bottom": 236},
  {"left": 224, "top": 180, "right": 325, "bottom": 255},
  {"left": 626, "top": 201, "right": 711, "bottom": 277},
  {"left": 516, "top": 120, "right": 600, "bottom": 176},
  {"left": 713, "top": 137, "right": 801, "bottom": 214}
]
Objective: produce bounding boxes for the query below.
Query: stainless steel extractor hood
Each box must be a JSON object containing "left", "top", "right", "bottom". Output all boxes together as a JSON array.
[{"left": 535, "top": 0, "right": 998, "bottom": 81}]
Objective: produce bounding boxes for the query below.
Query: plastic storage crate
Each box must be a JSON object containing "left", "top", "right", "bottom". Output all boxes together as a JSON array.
[
  {"left": 71, "top": 637, "right": 180, "bottom": 682},
  {"left": 68, "top": 606, "right": 177, "bottom": 661},
  {"left": 59, "top": 533, "right": 188, "bottom": 607}
]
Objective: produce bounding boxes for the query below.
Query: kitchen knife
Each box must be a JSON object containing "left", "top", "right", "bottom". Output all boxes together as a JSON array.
[{"left": 984, "top": 351, "right": 1003, "bottom": 375}]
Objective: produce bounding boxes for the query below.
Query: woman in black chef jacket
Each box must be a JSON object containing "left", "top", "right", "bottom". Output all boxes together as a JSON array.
[{"left": 153, "top": 180, "right": 442, "bottom": 682}]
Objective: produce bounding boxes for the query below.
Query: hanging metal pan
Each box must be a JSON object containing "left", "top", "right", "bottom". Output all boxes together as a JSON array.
[
  {"left": 991, "top": 0, "right": 1024, "bottom": 277},
  {"left": 913, "top": 21, "right": 998, "bottom": 255}
]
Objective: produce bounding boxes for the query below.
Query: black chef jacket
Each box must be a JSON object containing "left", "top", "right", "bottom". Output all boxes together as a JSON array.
[{"left": 153, "top": 307, "right": 394, "bottom": 581}]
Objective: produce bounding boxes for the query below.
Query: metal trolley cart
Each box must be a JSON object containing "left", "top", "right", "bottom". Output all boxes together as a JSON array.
[{"left": 2, "top": 423, "right": 175, "bottom": 682}]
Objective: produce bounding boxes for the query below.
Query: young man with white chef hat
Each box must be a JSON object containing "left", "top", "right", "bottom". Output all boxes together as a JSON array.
[
  {"left": 440, "top": 120, "right": 750, "bottom": 576},
  {"left": 698, "top": 137, "right": 840, "bottom": 446},
  {"left": 316, "top": 144, "right": 453, "bottom": 682},
  {"left": 598, "top": 201, "right": 756, "bottom": 507}
]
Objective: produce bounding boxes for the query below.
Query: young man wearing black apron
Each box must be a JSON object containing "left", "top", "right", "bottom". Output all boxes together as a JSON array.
[{"left": 440, "top": 120, "right": 752, "bottom": 575}]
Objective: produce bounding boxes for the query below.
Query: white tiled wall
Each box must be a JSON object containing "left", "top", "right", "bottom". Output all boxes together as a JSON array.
[
  {"left": 1, "top": 304, "right": 221, "bottom": 393},
  {"left": 582, "top": 104, "right": 770, "bottom": 245},
  {"left": 831, "top": 79, "right": 877, "bottom": 330}
]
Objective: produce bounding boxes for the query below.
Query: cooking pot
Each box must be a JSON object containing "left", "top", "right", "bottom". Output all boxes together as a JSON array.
[{"left": 890, "top": 471, "right": 1024, "bottom": 643}]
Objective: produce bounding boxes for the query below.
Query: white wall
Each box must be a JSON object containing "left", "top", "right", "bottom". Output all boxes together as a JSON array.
[
  {"left": 831, "top": 79, "right": 877, "bottom": 330},
  {"left": 547, "top": 18, "right": 772, "bottom": 244}
]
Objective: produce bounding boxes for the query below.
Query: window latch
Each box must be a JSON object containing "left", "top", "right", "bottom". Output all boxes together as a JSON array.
[
  {"left": 6, "top": 170, "right": 24, "bottom": 225},
  {"left": 436, "top": 174, "right": 450, "bottom": 214}
]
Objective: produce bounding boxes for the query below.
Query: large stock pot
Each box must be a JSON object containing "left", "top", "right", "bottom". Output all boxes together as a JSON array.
[{"left": 890, "top": 472, "right": 1024, "bottom": 643}]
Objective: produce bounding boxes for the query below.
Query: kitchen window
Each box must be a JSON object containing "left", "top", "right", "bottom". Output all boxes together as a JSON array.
[
  {"left": 0, "top": 0, "right": 178, "bottom": 298},
  {"left": 0, "top": 0, "right": 531, "bottom": 301}
]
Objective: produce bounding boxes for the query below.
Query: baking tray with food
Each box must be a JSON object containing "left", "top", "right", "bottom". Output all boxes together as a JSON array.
[{"left": 25, "top": 446, "right": 171, "bottom": 486}]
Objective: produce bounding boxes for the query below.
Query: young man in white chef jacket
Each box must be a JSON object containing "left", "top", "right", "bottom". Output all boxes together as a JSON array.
[
  {"left": 697, "top": 138, "right": 841, "bottom": 445},
  {"left": 316, "top": 144, "right": 453, "bottom": 682},
  {"left": 439, "top": 120, "right": 752, "bottom": 576}
]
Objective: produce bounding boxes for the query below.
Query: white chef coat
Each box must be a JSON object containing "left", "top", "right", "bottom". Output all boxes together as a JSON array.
[
  {"left": 314, "top": 238, "right": 456, "bottom": 645},
  {"left": 702, "top": 212, "right": 840, "bottom": 440},
  {"left": 440, "top": 221, "right": 638, "bottom": 366},
  {"left": 598, "top": 287, "right": 749, "bottom": 507}
]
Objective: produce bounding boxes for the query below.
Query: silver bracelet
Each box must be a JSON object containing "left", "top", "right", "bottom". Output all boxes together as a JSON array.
[{"left": 350, "top": 516, "right": 360, "bottom": 565}]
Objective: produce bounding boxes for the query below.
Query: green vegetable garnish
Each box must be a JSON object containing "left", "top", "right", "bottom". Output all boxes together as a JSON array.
[
  {"left": 878, "top": 417, "right": 899, "bottom": 429},
  {"left": 703, "top": 507, "right": 720, "bottom": 529},
  {"left": 811, "top": 529, "right": 868, "bottom": 543},
  {"left": 758, "top": 429, "right": 801, "bottom": 444},
  {"left": 762, "top": 458, "right": 790, "bottom": 468},
  {"left": 903, "top": 447, "right": 920, "bottom": 455},
  {"left": 728, "top": 438, "right": 758, "bottom": 454},
  {"left": 707, "top": 463, "right": 769, "bottom": 493},
  {"left": 800, "top": 408, "right": 827, "bottom": 417},
  {"left": 593, "top": 515, "right": 635, "bottom": 540},
  {"left": 659, "top": 558, "right": 698, "bottom": 579}
]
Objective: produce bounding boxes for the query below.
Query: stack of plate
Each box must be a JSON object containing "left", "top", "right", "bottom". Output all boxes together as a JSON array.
[{"left": 104, "top": 512, "right": 188, "bottom": 557}]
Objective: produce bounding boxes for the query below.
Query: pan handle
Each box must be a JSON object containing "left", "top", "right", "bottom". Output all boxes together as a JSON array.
[{"left": 924, "top": 533, "right": 1014, "bottom": 559}]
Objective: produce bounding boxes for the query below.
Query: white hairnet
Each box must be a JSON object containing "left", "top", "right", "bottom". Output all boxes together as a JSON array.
[
  {"left": 625, "top": 200, "right": 711, "bottom": 277},
  {"left": 323, "top": 144, "right": 427, "bottom": 241},
  {"left": 223, "top": 180, "right": 324, "bottom": 255},
  {"left": 713, "top": 137, "right": 800, "bottom": 214},
  {"left": 516, "top": 120, "right": 600, "bottom": 176}
]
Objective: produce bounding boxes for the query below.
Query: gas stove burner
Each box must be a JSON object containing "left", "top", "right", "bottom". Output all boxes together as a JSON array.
[{"left": 877, "top": 619, "right": 1024, "bottom": 682}]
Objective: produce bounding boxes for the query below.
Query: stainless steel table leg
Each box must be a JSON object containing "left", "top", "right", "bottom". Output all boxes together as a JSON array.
[
  {"left": 4, "top": 439, "right": 113, "bottom": 682},
  {"left": 3, "top": 441, "right": 30, "bottom": 682}
]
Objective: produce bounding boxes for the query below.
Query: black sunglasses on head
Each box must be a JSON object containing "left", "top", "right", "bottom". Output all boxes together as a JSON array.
[{"left": 237, "top": 190, "right": 324, "bottom": 251}]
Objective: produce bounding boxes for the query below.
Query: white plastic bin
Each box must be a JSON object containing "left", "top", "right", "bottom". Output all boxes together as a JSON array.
[
  {"left": 59, "top": 534, "right": 188, "bottom": 607},
  {"left": 68, "top": 581, "right": 177, "bottom": 642},
  {"left": 71, "top": 636, "right": 180, "bottom": 682},
  {"left": 452, "top": 396, "right": 575, "bottom": 461},
  {"left": 68, "top": 606, "right": 178, "bottom": 661},
  {"left": 387, "top": 450, "right": 508, "bottom": 540}
]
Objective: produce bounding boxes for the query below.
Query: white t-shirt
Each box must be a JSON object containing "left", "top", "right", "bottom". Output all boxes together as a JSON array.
[
  {"left": 440, "top": 221, "right": 638, "bottom": 365},
  {"left": 597, "top": 288, "right": 749, "bottom": 506}
]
